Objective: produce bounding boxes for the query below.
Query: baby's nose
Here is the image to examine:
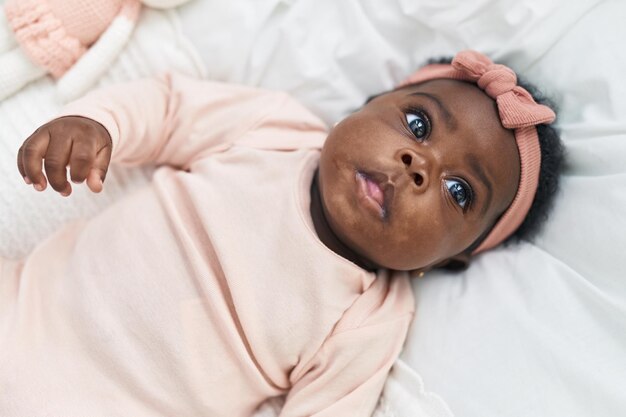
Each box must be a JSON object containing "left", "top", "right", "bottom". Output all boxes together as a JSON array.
[{"left": 397, "top": 149, "right": 430, "bottom": 190}]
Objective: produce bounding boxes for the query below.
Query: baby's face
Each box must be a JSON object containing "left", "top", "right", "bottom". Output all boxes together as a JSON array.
[{"left": 317, "top": 79, "right": 520, "bottom": 271}]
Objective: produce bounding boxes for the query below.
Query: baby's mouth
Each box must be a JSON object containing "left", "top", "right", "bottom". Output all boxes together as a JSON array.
[{"left": 355, "top": 170, "right": 395, "bottom": 219}]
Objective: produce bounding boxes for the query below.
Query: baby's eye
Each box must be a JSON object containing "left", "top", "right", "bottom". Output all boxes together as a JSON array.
[
  {"left": 445, "top": 179, "right": 471, "bottom": 209},
  {"left": 405, "top": 112, "right": 430, "bottom": 141}
]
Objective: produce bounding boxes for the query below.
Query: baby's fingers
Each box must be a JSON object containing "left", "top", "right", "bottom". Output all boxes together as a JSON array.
[
  {"left": 85, "top": 143, "right": 112, "bottom": 193},
  {"left": 18, "top": 128, "right": 50, "bottom": 191},
  {"left": 44, "top": 135, "right": 73, "bottom": 196},
  {"left": 68, "top": 136, "right": 99, "bottom": 186}
]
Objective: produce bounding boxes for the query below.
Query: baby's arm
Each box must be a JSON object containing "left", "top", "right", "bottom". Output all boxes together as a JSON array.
[
  {"left": 57, "top": 73, "right": 291, "bottom": 168},
  {"left": 17, "top": 73, "right": 324, "bottom": 196}
]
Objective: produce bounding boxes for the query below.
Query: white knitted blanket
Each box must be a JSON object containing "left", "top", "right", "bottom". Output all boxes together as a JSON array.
[{"left": 0, "top": 9, "right": 205, "bottom": 260}]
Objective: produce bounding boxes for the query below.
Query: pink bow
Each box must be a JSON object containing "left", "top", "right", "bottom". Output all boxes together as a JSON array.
[{"left": 452, "top": 50, "right": 556, "bottom": 129}]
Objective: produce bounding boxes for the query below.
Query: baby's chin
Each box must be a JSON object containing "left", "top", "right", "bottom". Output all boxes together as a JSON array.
[
  {"left": 327, "top": 214, "right": 424, "bottom": 272},
  {"left": 319, "top": 180, "right": 412, "bottom": 272}
]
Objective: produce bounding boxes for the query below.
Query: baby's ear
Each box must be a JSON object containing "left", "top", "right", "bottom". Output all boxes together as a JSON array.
[{"left": 434, "top": 251, "right": 472, "bottom": 271}]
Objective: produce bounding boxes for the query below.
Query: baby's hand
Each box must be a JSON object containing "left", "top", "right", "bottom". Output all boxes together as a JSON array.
[{"left": 17, "top": 116, "right": 112, "bottom": 196}]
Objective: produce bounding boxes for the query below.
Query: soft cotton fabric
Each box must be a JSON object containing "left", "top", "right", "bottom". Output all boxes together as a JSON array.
[{"left": 0, "top": 73, "right": 415, "bottom": 417}]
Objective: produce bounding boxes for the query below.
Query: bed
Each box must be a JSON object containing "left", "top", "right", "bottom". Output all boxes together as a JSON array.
[{"left": 1, "top": 0, "right": 625, "bottom": 416}]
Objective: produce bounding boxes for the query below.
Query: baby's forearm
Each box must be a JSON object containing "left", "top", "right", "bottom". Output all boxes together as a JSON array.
[
  {"left": 56, "top": 72, "right": 305, "bottom": 170},
  {"left": 56, "top": 75, "right": 175, "bottom": 168}
]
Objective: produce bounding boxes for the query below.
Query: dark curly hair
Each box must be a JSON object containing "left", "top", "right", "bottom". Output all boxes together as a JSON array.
[{"left": 366, "top": 56, "right": 565, "bottom": 256}]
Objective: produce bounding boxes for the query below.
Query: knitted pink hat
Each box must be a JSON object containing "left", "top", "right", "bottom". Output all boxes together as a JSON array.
[
  {"left": 4, "top": 0, "right": 141, "bottom": 78},
  {"left": 400, "top": 50, "right": 556, "bottom": 254}
]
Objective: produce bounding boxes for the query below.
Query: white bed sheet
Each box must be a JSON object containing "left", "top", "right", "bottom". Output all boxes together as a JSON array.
[{"left": 399, "top": 2, "right": 626, "bottom": 416}]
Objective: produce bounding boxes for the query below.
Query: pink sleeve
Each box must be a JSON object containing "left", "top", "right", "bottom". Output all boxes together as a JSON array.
[
  {"left": 280, "top": 276, "right": 415, "bottom": 417},
  {"left": 58, "top": 72, "right": 327, "bottom": 169}
]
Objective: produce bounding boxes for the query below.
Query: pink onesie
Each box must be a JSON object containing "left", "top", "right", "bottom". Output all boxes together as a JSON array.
[{"left": 0, "top": 73, "right": 415, "bottom": 417}]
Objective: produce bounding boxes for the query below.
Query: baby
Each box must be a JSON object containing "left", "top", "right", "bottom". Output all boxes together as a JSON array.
[{"left": 2, "top": 50, "right": 563, "bottom": 416}]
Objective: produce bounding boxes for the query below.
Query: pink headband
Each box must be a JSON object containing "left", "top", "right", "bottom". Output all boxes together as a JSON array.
[{"left": 399, "top": 50, "right": 556, "bottom": 254}]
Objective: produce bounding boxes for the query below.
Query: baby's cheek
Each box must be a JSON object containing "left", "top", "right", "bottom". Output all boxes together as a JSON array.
[
  {"left": 388, "top": 214, "right": 451, "bottom": 269},
  {"left": 324, "top": 189, "right": 363, "bottom": 245}
]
